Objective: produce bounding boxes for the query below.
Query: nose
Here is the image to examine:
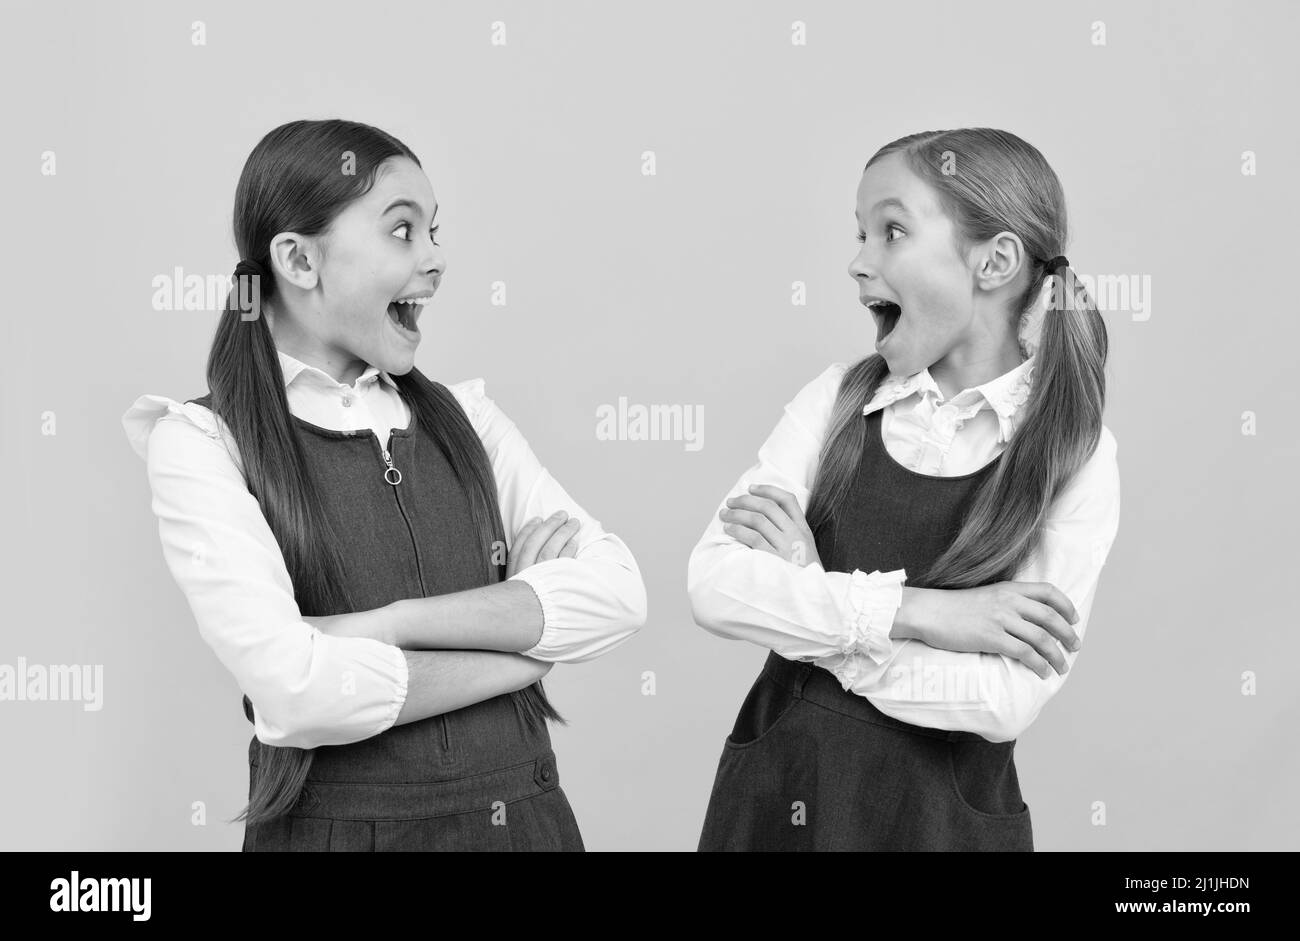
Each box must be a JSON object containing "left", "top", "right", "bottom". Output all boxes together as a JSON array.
[
  {"left": 848, "top": 242, "right": 877, "bottom": 283},
  {"left": 421, "top": 238, "right": 446, "bottom": 279},
  {"left": 842, "top": 233, "right": 883, "bottom": 280}
]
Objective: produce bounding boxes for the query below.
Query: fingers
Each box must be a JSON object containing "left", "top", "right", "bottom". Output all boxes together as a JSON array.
[
  {"left": 998, "top": 636, "right": 1054, "bottom": 680},
  {"left": 721, "top": 521, "right": 779, "bottom": 554},
  {"left": 1017, "top": 597, "right": 1081, "bottom": 653},
  {"left": 722, "top": 520, "right": 764, "bottom": 549},
  {"left": 504, "top": 517, "right": 536, "bottom": 576},
  {"left": 513, "top": 512, "right": 578, "bottom": 567},
  {"left": 745, "top": 485, "right": 806, "bottom": 525},
  {"left": 1003, "top": 618, "right": 1068, "bottom": 677},
  {"left": 725, "top": 493, "right": 793, "bottom": 529},
  {"left": 1013, "top": 581, "right": 1079, "bottom": 625},
  {"left": 720, "top": 502, "right": 784, "bottom": 547},
  {"left": 983, "top": 582, "right": 1078, "bottom": 679},
  {"left": 722, "top": 489, "right": 796, "bottom": 544},
  {"left": 721, "top": 486, "right": 809, "bottom": 558},
  {"left": 538, "top": 517, "right": 581, "bottom": 561}
]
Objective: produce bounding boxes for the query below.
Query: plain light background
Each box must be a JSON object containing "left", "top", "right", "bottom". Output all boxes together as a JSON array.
[{"left": 2, "top": 0, "right": 1296, "bottom": 851}]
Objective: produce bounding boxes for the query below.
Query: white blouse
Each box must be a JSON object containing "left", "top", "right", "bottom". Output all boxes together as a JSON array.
[
  {"left": 687, "top": 355, "right": 1121, "bottom": 743},
  {"left": 123, "top": 350, "right": 647, "bottom": 750}
]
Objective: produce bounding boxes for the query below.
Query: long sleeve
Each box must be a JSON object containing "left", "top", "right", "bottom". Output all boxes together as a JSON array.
[
  {"left": 816, "top": 425, "right": 1122, "bottom": 742},
  {"left": 123, "top": 395, "right": 409, "bottom": 750},
  {"left": 686, "top": 363, "right": 908, "bottom": 664},
  {"left": 448, "top": 379, "right": 647, "bottom": 663}
]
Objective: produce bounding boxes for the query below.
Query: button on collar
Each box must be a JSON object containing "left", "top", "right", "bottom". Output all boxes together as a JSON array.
[{"left": 932, "top": 403, "right": 958, "bottom": 436}]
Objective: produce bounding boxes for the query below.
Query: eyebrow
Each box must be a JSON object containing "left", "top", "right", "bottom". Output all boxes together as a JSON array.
[
  {"left": 855, "top": 197, "right": 912, "bottom": 226},
  {"left": 381, "top": 198, "right": 439, "bottom": 222}
]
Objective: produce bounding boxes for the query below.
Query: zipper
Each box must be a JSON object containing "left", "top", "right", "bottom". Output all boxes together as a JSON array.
[
  {"left": 380, "top": 446, "right": 402, "bottom": 486},
  {"left": 371, "top": 433, "right": 447, "bottom": 752},
  {"left": 372, "top": 435, "right": 426, "bottom": 596}
]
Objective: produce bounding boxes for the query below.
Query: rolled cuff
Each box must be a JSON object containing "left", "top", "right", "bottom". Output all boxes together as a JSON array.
[
  {"left": 381, "top": 642, "right": 409, "bottom": 733},
  {"left": 250, "top": 634, "right": 410, "bottom": 749},
  {"left": 508, "top": 557, "right": 644, "bottom": 663},
  {"left": 510, "top": 570, "right": 559, "bottom": 657}
]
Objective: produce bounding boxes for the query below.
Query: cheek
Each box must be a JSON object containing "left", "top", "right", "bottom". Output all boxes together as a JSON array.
[
  {"left": 893, "top": 236, "right": 968, "bottom": 330},
  {"left": 339, "top": 301, "right": 375, "bottom": 332},
  {"left": 351, "top": 285, "right": 386, "bottom": 321},
  {"left": 907, "top": 281, "right": 964, "bottom": 334},
  {"left": 327, "top": 299, "right": 383, "bottom": 350}
]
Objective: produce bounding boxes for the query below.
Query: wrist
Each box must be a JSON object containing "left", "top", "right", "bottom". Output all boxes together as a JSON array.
[
  {"left": 381, "top": 599, "right": 409, "bottom": 648},
  {"left": 892, "top": 587, "right": 928, "bottom": 642}
]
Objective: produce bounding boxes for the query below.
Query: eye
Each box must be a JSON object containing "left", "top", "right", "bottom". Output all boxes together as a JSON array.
[
  {"left": 856, "top": 223, "right": 906, "bottom": 244},
  {"left": 393, "top": 221, "right": 440, "bottom": 245}
]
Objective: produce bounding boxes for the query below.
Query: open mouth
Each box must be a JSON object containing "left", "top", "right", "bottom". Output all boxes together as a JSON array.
[
  {"left": 867, "top": 300, "right": 903, "bottom": 340},
  {"left": 386, "top": 296, "right": 429, "bottom": 337}
]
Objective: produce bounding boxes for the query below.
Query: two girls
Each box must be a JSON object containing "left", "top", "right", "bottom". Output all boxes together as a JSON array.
[
  {"left": 126, "top": 119, "right": 1119, "bottom": 852},
  {"left": 123, "top": 119, "right": 647, "bottom": 851},
  {"left": 689, "top": 128, "right": 1121, "bottom": 851}
]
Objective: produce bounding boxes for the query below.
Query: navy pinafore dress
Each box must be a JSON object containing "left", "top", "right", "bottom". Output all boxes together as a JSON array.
[
  {"left": 188, "top": 390, "right": 585, "bottom": 852},
  {"left": 697, "top": 407, "right": 1033, "bottom": 851}
]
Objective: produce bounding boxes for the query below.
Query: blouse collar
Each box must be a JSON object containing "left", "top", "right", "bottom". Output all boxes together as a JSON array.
[
  {"left": 863, "top": 355, "right": 1036, "bottom": 444},
  {"left": 276, "top": 349, "right": 399, "bottom": 394}
]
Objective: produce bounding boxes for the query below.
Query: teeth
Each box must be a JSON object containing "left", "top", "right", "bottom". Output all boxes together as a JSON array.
[{"left": 393, "top": 296, "right": 432, "bottom": 306}]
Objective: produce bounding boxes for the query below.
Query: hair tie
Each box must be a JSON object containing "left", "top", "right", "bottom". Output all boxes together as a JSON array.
[
  {"left": 1042, "top": 255, "right": 1070, "bottom": 276},
  {"left": 230, "top": 258, "right": 270, "bottom": 321},
  {"left": 233, "top": 258, "right": 269, "bottom": 281}
]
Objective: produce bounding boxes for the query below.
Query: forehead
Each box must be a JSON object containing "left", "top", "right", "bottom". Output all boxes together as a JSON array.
[
  {"left": 855, "top": 152, "right": 939, "bottom": 221},
  {"left": 365, "top": 157, "right": 438, "bottom": 218}
]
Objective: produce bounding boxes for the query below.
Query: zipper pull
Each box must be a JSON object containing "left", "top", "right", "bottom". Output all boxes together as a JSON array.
[{"left": 381, "top": 447, "right": 402, "bottom": 486}]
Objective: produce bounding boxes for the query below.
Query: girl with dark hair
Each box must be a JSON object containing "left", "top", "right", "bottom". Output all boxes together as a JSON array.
[
  {"left": 123, "top": 119, "right": 646, "bottom": 851},
  {"left": 690, "top": 128, "right": 1121, "bottom": 851}
]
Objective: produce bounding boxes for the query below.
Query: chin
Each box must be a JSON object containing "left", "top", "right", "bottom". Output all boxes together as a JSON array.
[
  {"left": 377, "top": 351, "right": 417, "bottom": 376},
  {"left": 878, "top": 348, "right": 914, "bottom": 376},
  {"left": 880, "top": 337, "right": 946, "bottom": 377}
]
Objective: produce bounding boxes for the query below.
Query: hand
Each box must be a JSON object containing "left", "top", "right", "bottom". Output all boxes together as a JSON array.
[
  {"left": 896, "top": 583, "right": 1081, "bottom": 679},
  {"left": 304, "top": 608, "right": 396, "bottom": 646},
  {"left": 719, "top": 484, "right": 822, "bottom": 568},
  {"left": 506, "top": 511, "right": 581, "bottom": 578}
]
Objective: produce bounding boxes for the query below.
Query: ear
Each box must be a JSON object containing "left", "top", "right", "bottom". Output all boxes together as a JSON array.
[
  {"left": 971, "top": 231, "right": 1029, "bottom": 293},
  {"left": 268, "top": 232, "right": 322, "bottom": 292}
]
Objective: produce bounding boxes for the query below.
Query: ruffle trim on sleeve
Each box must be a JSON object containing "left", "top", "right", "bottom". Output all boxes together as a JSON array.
[
  {"left": 445, "top": 377, "right": 488, "bottom": 425},
  {"left": 839, "top": 568, "right": 907, "bottom": 669},
  {"left": 121, "top": 394, "right": 225, "bottom": 461}
]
